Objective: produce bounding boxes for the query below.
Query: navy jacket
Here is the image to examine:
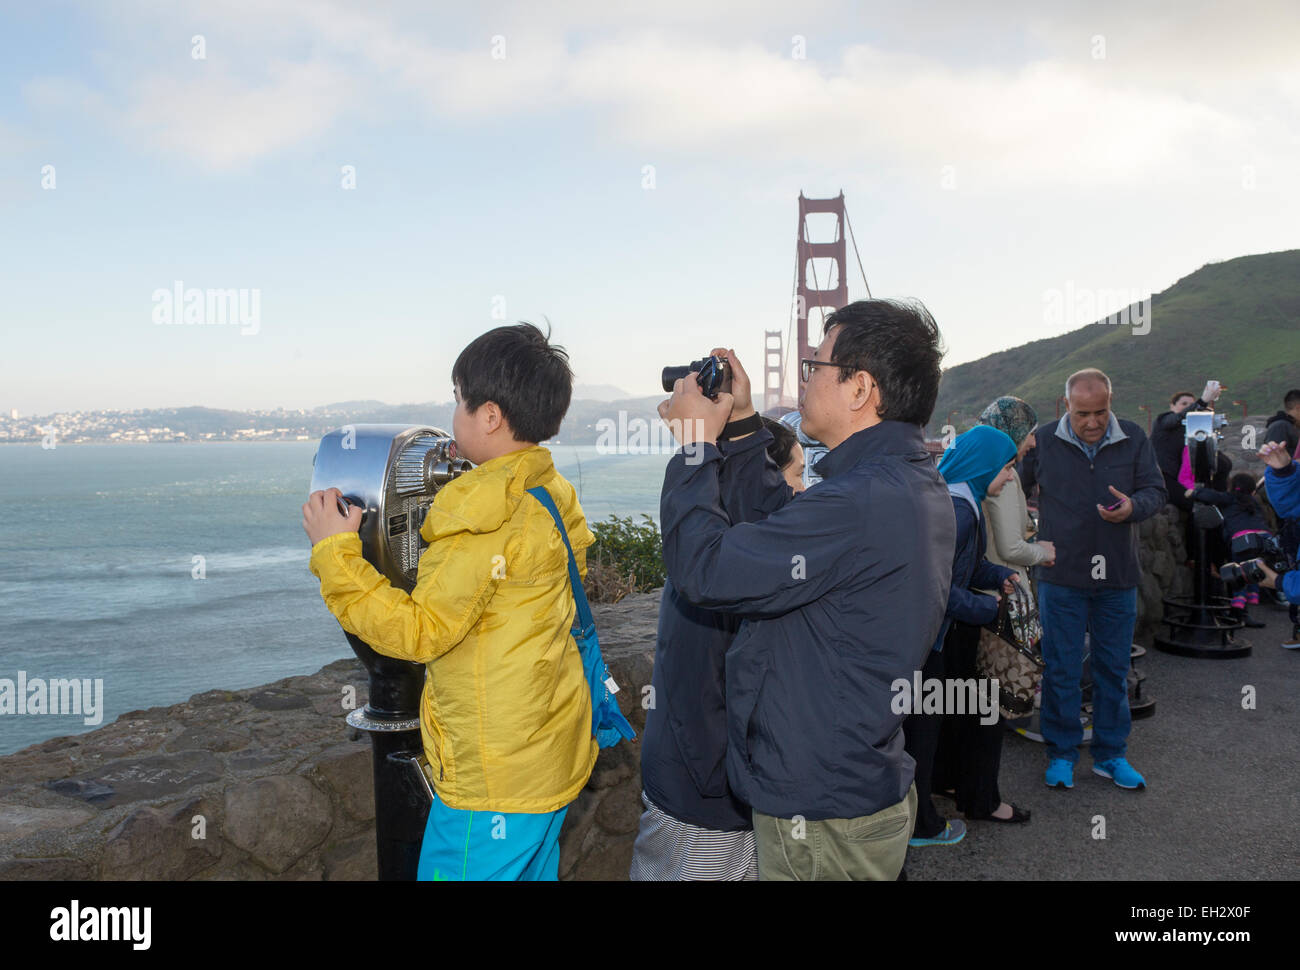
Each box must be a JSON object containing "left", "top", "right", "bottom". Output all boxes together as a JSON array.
[
  {"left": 641, "top": 430, "right": 792, "bottom": 831},
  {"left": 661, "top": 420, "right": 955, "bottom": 822},
  {"left": 1020, "top": 414, "right": 1165, "bottom": 590},
  {"left": 932, "top": 491, "right": 1016, "bottom": 650},
  {"left": 1189, "top": 486, "right": 1270, "bottom": 541}
]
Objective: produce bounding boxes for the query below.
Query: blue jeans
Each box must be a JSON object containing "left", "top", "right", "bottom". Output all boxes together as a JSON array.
[{"left": 1037, "top": 581, "right": 1136, "bottom": 765}]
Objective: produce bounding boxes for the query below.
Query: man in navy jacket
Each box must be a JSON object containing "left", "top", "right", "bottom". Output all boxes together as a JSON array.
[
  {"left": 657, "top": 300, "right": 955, "bottom": 881},
  {"left": 1020, "top": 368, "right": 1165, "bottom": 792}
]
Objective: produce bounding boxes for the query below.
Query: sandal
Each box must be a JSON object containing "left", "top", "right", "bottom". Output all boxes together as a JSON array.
[{"left": 967, "top": 803, "right": 1031, "bottom": 824}]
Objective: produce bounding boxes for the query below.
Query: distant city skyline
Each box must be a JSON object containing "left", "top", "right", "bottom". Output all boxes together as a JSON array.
[{"left": 3, "top": 1, "right": 1298, "bottom": 413}]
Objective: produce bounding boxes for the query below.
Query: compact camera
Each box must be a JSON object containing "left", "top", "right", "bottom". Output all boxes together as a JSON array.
[
  {"left": 661, "top": 355, "right": 732, "bottom": 399},
  {"left": 1183, "top": 410, "right": 1229, "bottom": 485}
]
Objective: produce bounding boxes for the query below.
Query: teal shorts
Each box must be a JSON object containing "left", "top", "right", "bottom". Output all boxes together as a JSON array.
[{"left": 416, "top": 794, "right": 570, "bottom": 881}]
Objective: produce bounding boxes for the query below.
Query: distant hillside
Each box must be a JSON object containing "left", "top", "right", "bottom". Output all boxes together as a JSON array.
[{"left": 932, "top": 250, "right": 1300, "bottom": 432}]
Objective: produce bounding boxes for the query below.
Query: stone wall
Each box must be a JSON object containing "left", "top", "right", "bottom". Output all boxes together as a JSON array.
[
  {"left": 0, "top": 496, "right": 1218, "bottom": 881},
  {"left": 0, "top": 592, "right": 659, "bottom": 881}
]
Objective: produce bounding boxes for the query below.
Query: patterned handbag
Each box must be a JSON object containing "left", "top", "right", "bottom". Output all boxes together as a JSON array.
[{"left": 976, "top": 579, "right": 1045, "bottom": 719}]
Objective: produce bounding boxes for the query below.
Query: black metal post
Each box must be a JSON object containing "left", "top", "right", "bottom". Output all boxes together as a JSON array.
[{"left": 345, "top": 632, "right": 431, "bottom": 881}]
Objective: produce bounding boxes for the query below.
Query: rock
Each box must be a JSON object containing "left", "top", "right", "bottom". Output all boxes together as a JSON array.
[
  {"left": 312, "top": 743, "right": 374, "bottom": 822},
  {"left": 100, "top": 797, "right": 222, "bottom": 880},
  {"left": 594, "top": 782, "right": 643, "bottom": 836},
  {"left": 223, "top": 775, "right": 333, "bottom": 874},
  {"left": 247, "top": 689, "right": 311, "bottom": 711},
  {"left": 321, "top": 832, "right": 378, "bottom": 880},
  {"left": 45, "top": 751, "right": 223, "bottom": 808},
  {"left": 0, "top": 803, "right": 95, "bottom": 842},
  {"left": 165, "top": 726, "right": 250, "bottom": 754},
  {"left": 0, "top": 856, "right": 95, "bottom": 880}
]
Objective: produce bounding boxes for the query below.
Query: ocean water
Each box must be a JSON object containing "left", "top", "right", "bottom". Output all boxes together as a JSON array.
[{"left": 0, "top": 441, "right": 670, "bottom": 756}]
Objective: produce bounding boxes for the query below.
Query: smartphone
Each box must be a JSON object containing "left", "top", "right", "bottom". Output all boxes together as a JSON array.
[{"left": 1104, "top": 498, "right": 1125, "bottom": 511}]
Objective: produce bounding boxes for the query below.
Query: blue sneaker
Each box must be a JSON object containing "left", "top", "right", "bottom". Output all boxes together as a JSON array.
[
  {"left": 908, "top": 819, "right": 966, "bottom": 847},
  {"left": 1045, "top": 759, "right": 1074, "bottom": 789},
  {"left": 1093, "top": 757, "right": 1146, "bottom": 790}
]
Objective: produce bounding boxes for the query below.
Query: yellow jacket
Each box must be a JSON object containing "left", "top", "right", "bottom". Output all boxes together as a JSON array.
[{"left": 309, "top": 445, "right": 599, "bottom": 813}]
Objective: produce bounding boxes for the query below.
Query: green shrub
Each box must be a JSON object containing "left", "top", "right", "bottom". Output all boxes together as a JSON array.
[{"left": 586, "top": 514, "right": 664, "bottom": 603}]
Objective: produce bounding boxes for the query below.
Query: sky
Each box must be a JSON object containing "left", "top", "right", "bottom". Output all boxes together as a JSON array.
[{"left": 1, "top": 0, "right": 1298, "bottom": 414}]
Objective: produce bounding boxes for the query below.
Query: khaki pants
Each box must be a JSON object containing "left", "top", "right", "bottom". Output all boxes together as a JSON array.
[{"left": 752, "top": 783, "right": 917, "bottom": 881}]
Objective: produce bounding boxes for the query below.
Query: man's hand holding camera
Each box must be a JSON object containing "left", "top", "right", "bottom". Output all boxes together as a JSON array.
[
  {"left": 658, "top": 347, "right": 759, "bottom": 453},
  {"left": 658, "top": 376, "right": 732, "bottom": 451}
]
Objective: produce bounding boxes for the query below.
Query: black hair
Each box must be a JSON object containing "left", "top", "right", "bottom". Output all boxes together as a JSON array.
[
  {"left": 1170, "top": 390, "right": 1195, "bottom": 407},
  {"left": 451, "top": 322, "right": 573, "bottom": 443},
  {"left": 1230, "top": 472, "right": 1258, "bottom": 504},
  {"left": 1285, "top": 389, "right": 1300, "bottom": 409},
  {"left": 821, "top": 299, "right": 945, "bottom": 425},
  {"left": 761, "top": 416, "right": 799, "bottom": 470}
]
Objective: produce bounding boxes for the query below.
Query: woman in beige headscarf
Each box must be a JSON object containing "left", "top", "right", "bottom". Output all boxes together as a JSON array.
[{"left": 977, "top": 397, "right": 1056, "bottom": 582}]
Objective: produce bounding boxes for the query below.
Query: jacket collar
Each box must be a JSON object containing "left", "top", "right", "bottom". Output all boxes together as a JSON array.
[
  {"left": 422, "top": 445, "right": 555, "bottom": 540},
  {"left": 813, "top": 420, "right": 930, "bottom": 479},
  {"left": 1054, "top": 412, "right": 1127, "bottom": 454}
]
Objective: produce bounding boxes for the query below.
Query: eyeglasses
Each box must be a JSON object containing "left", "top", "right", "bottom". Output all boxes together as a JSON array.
[{"left": 800, "top": 358, "right": 849, "bottom": 383}]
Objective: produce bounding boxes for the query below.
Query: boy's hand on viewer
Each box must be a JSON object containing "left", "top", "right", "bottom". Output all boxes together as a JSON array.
[{"left": 303, "top": 488, "right": 362, "bottom": 545}]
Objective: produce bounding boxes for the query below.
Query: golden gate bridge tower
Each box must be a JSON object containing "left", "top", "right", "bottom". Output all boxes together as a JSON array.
[{"left": 764, "top": 191, "right": 872, "bottom": 413}]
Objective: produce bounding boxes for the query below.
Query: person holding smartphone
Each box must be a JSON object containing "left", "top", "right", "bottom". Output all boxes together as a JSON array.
[{"left": 1019, "top": 369, "right": 1166, "bottom": 792}]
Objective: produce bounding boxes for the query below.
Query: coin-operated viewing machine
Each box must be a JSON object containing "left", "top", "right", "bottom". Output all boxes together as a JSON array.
[
  {"left": 310, "top": 425, "right": 472, "bottom": 880},
  {"left": 1154, "top": 409, "right": 1250, "bottom": 659}
]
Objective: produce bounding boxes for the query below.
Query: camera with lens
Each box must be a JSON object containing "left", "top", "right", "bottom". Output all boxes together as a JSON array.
[
  {"left": 1220, "top": 532, "right": 1295, "bottom": 593},
  {"left": 1183, "top": 410, "right": 1229, "bottom": 485},
  {"left": 661, "top": 355, "right": 732, "bottom": 399}
]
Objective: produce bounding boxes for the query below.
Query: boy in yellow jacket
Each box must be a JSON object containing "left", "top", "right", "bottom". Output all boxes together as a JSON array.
[{"left": 302, "top": 323, "right": 598, "bottom": 880}]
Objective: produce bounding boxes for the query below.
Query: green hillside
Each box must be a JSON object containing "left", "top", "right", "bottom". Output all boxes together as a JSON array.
[{"left": 932, "top": 250, "right": 1300, "bottom": 432}]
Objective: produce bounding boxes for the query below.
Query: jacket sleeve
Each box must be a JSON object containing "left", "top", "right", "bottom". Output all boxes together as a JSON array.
[
  {"left": 661, "top": 444, "right": 863, "bottom": 617},
  {"left": 1019, "top": 442, "right": 1039, "bottom": 497},
  {"left": 1283, "top": 569, "right": 1300, "bottom": 602},
  {"left": 1190, "top": 487, "right": 1232, "bottom": 508},
  {"left": 947, "top": 502, "right": 1001, "bottom": 626},
  {"left": 1265, "top": 461, "right": 1300, "bottom": 519},
  {"left": 983, "top": 475, "right": 1051, "bottom": 569},
  {"left": 1152, "top": 409, "right": 1182, "bottom": 435},
  {"left": 971, "top": 557, "right": 1015, "bottom": 593},
  {"left": 308, "top": 525, "right": 502, "bottom": 664},
  {"left": 1125, "top": 431, "right": 1168, "bottom": 524},
  {"left": 717, "top": 427, "right": 795, "bottom": 523}
]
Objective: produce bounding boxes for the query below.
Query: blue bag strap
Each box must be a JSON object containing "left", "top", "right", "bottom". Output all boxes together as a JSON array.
[{"left": 525, "top": 486, "right": 595, "bottom": 635}]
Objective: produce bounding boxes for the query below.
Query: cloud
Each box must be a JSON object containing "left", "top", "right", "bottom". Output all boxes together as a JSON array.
[{"left": 18, "top": 0, "right": 1295, "bottom": 185}]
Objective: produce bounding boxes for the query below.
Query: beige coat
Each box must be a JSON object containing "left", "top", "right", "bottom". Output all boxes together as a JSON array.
[{"left": 981, "top": 470, "right": 1051, "bottom": 585}]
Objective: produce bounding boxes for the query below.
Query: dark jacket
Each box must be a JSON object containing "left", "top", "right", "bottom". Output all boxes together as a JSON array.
[
  {"left": 661, "top": 420, "right": 955, "bottom": 821},
  {"left": 1151, "top": 400, "right": 1210, "bottom": 508},
  {"left": 1189, "top": 486, "right": 1270, "bottom": 541},
  {"left": 1020, "top": 414, "right": 1165, "bottom": 589},
  {"left": 1264, "top": 411, "right": 1299, "bottom": 456},
  {"left": 641, "top": 430, "right": 792, "bottom": 831},
  {"left": 932, "top": 489, "right": 1016, "bottom": 651},
  {"left": 1151, "top": 401, "right": 1209, "bottom": 478}
]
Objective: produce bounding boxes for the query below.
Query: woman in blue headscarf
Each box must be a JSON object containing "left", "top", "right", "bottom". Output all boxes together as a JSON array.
[{"left": 905, "top": 426, "right": 1023, "bottom": 849}]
